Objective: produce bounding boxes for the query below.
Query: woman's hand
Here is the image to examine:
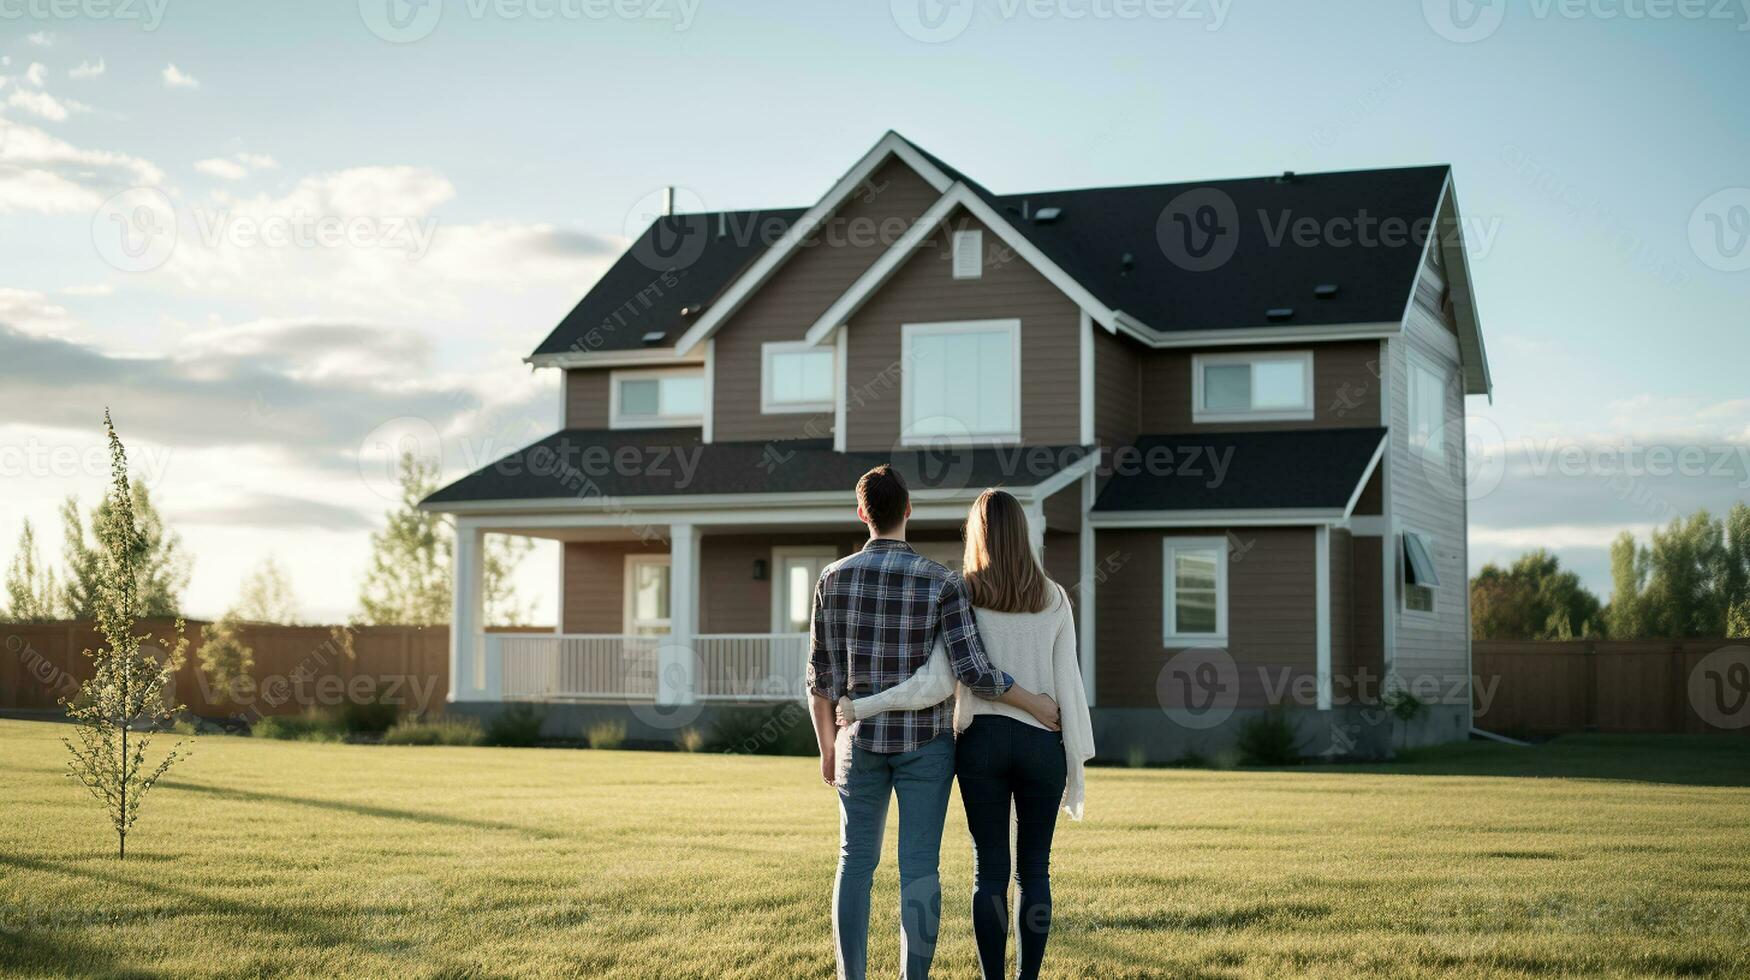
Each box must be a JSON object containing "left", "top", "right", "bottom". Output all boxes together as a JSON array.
[{"left": 836, "top": 696, "right": 857, "bottom": 726}]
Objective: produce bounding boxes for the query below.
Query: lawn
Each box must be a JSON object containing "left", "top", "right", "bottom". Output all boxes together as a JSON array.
[{"left": 1, "top": 719, "right": 1748, "bottom": 979}]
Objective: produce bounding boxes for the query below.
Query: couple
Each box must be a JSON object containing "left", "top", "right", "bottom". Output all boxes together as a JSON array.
[{"left": 807, "top": 465, "right": 1096, "bottom": 980}]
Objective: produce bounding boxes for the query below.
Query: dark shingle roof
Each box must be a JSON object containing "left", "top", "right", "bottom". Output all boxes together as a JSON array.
[
  {"left": 424, "top": 428, "right": 1093, "bottom": 506},
  {"left": 1092, "top": 428, "right": 1386, "bottom": 513}
]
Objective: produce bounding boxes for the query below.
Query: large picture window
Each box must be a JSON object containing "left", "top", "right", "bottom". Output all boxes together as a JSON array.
[
  {"left": 1408, "top": 357, "right": 1449, "bottom": 461},
  {"left": 1192, "top": 351, "right": 1314, "bottom": 423},
  {"left": 1162, "top": 537, "right": 1228, "bottom": 646},
  {"left": 761, "top": 341, "right": 835, "bottom": 413},
  {"left": 610, "top": 369, "right": 705, "bottom": 429},
  {"left": 901, "top": 319, "right": 1021, "bottom": 443}
]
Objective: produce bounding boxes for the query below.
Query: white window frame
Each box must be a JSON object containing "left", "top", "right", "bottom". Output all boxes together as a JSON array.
[
  {"left": 899, "top": 319, "right": 1023, "bottom": 446},
  {"left": 609, "top": 368, "right": 705, "bottom": 429},
  {"left": 1161, "top": 536, "right": 1229, "bottom": 647},
  {"left": 759, "top": 341, "right": 837, "bottom": 415},
  {"left": 1400, "top": 529, "right": 1439, "bottom": 620},
  {"left": 1191, "top": 350, "right": 1315, "bottom": 423},
  {"left": 952, "top": 229, "right": 983, "bottom": 279},
  {"left": 623, "top": 554, "right": 673, "bottom": 634},
  {"left": 1407, "top": 353, "right": 1450, "bottom": 464},
  {"left": 769, "top": 546, "right": 837, "bottom": 633}
]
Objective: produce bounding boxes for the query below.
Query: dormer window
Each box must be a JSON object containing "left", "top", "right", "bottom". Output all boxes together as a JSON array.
[
  {"left": 1191, "top": 351, "right": 1314, "bottom": 423},
  {"left": 951, "top": 230, "right": 983, "bottom": 279},
  {"left": 609, "top": 368, "right": 704, "bottom": 429},
  {"left": 761, "top": 341, "right": 835, "bottom": 414}
]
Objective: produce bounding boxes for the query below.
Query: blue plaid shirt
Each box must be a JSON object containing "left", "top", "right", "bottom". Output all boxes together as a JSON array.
[{"left": 807, "top": 538, "right": 1014, "bottom": 753}]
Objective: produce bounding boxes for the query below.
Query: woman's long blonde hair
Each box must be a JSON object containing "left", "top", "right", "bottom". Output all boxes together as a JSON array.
[{"left": 960, "top": 489, "right": 1054, "bottom": 613}]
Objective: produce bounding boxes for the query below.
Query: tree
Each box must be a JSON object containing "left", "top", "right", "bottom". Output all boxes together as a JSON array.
[
  {"left": 196, "top": 611, "right": 255, "bottom": 707},
  {"left": 1606, "top": 530, "right": 1651, "bottom": 640},
  {"left": 356, "top": 451, "right": 534, "bottom": 626},
  {"left": 4, "top": 518, "right": 60, "bottom": 622},
  {"left": 235, "top": 557, "right": 302, "bottom": 624},
  {"left": 1470, "top": 550, "right": 1602, "bottom": 640},
  {"left": 61, "top": 410, "right": 189, "bottom": 860},
  {"left": 1605, "top": 506, "right": 1750, "bottom": 639},
  {"left": 61, "top": 481, "right": 189, "bottom": 620}
]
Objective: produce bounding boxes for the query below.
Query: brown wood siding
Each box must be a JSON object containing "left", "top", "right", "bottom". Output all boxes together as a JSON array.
[
  {"left": 711, "top": 159, "right": 940, "bottom": 443},
  {"left": 1094, "top": 527, "right": 1316, "bottom": 709},
  {"left": 565, "top": 369, "right": 612, "bottom": 429},
  {"left": 1042, "top": 478, "right": 1082, "bottom": 532},
  {"left": 1352, "top": 535, "right": 1384, "bottom": 696},
  {"left": 698, "top": 533, "right": 868, "bottom": 633},
  {"left": 843, "top": 209, "right": 1082, "bottom": 451},
  {"left": 561, "top": 539, "right": 668, "bottom": 633},
  {"left": 1043, "top": 529, "right": 1081, "bottom": 632},
  {"left": 1092, "top": 328, "right": 1141, "bottom": 449},
  {"left": 1137, "top": 340, "right": 1384, "bottom": 433}
]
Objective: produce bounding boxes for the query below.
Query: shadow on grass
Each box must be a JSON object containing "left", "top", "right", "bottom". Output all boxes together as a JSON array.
[
  {"left": 1302, "top": 734, "right": 1750, "bottom": 788},
  {"left": 158, "top": 781, "right": 560, "bottom": 838},
  {"left": 0, "top": 925, "right": 156, "bottom": 980}
]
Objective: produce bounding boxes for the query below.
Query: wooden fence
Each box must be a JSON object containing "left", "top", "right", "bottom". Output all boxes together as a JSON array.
[
  {"left": 0, "top": 620, "right": 467, "bottom": 718},
  {"left": 1473, "top": 638, "right": 1750, "bottom": 736}
]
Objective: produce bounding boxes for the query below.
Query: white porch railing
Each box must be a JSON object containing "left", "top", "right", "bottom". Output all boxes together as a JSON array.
[{"left": 488, "top": 632, "right": 807, "bottom": 703}]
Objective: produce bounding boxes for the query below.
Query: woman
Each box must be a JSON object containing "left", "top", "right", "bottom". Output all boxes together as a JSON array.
[{"left": 837, "top": 489, "right": 1095, "bottom": 980}]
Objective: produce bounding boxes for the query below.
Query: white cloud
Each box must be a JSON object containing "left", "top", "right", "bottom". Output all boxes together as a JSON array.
[
  {"left": 236, "top": 152, "right": 278, "bottom": 170},
  {"left": 162, "top": 63, "right": 199, "bottom": 89},
  {"left": 5, "top": 88, "right": 88, "bottom": 121},
  {"left": 24, "top": 62, "right": 47, "bottom": 86},
  {"left": 26, "top": 31, "right": 52, "bottom": 46},
  {"left": 69, "top": 58, "right": 106, "bottom": 79},
  {"left": 0, "top": 288, "right": 78, "bottom": 336},
  {"left": 195, "top": 157, "right": 250, "bottom": 180},
  {"left": 59, "top": 283, "right": 115, "bottom": 297},
  {"left": 0, "top": 117, "right": 164, "bottom": 212}
]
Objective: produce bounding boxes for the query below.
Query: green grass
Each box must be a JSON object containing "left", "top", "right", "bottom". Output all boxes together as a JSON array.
[{"left": 1, "top": 720, "right": 1747, "bottom": 979}]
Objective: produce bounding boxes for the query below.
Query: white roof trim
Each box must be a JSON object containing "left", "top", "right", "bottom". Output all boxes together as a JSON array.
[
  {"left": 1118, "top": 321, "right": 1402, "bottom": 348},
  {"left": 526, "top": 347, "right": 704, "bottom": 370},
  {"left": 671, "top": 132, "right": 954, "bottom": 357},
  {"left": 1341, "top": 434, "right": 1389, "bottom": 519},
  {"left": 1438, "top": 176, "right": 1493, "bottom": 400},
  {"left": 1088, "top": 509, "right": 1347, "bottom": 528},
  {"left": 802, "top": 182, "right": 1132, "bottom": 345}
]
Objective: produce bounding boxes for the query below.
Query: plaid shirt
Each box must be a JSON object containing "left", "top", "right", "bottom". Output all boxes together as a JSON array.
[{"left": 807, "top": 538, "right": 1013, "bottom": 753}]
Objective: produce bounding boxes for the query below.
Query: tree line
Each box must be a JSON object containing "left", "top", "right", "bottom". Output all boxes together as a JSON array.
[{"left": 1470, "top": 504, "right": 1750, "bottom": 640}]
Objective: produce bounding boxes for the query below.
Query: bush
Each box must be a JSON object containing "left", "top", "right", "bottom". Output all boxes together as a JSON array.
[
  {"left": 705, "top": 703, "right": 817, "bottom": 756},
  {"left": 484, "top": 703, "right": 547, "bottom": 747},
  {"left": 674, "top": 727, "right": 705, "bottom": 753},
  {"left": 338, "top": 693, "right": 400, "bottom": 735},
  {"left": 1235, "top": 708, "right": 1306, "bottom": 766},
  {"left": 252, "top": 709, "right": 345, "bottom": 742},
  {"left": 383, "top": 716, "right": 485, "bottom": 746},
  {"left": 584, "top": 719, "right": 627, "bottom": 750},
  {"left": 196, "top": 613, "right": 254, "bottom": 707}
]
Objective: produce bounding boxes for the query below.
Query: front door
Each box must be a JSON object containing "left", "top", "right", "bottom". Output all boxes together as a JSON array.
[{"left": 772, "top": 547, "right": 837, "bottom": 633}]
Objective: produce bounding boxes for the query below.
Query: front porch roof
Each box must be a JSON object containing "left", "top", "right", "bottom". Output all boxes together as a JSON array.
[{"left": 421, "top": 427, "right": 1095, "bottom": 514}]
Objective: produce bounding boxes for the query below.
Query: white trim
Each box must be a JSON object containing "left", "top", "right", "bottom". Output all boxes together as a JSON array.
[
  {"left": 1380, "top": 338, "right": 1396, "bottom": 678},
  {"left": 1315, "top": 525, "right": 1332, "bottom": 710},
  {"left": 899, "top": 319, "right": 1023, "bottom": 446},
  {"left": 674, "top": 132, "right": 954, "bottom": 357},
  {"left": 759, "top": 340, "right": 837, "bottom": 415},
  {"left": 1342, "top": 435, "right": 1389, "bottom": 518},
  {"left": 1112, "top": 321, "right": 1401, "bottom": 348},
  {"left": 527, "top": 347, "right": 706, "bottom": 370},
  {"left": 1161, "top": 536, "right": 1228, "bottom": 647},
  {"left": 1029, "top": 449, "right": 1101, "bottom": 500},
  {"left": 701, "top": 339, "right": 716, "bottom": 443},
  {"left": 556, "top": 370, "right": 569, "bottom": 431},
  {"left": 951, "top": 229, "right": 983, "bottom": 279},
  {"left": 1078, "top": 309, "right": 1095, "bottom": 446},
  {"left": 450, "top": 518, "right": 487, "bottom": 701},
  {"left": 1345, "top": 515, "right": 1389, "bottom": 537},
  {"left": 1190, "top": 350, "right": 1315, "bottom": 424},
  {"left": 1091, "top": 508, "right": 1347, "bottom": 528},
  {"left": 660, "top": 525, "right": 700, "bottom": 704},
  {"left": 608, "top": 367, "right": 706, "bottom": 430},
  {"left": 1078, "top": 471, "right": 1097, "bottom": 706},
  {"left": 622, "top": 553, "right": 673, "bottom": 635},
  {"left": 426, "top": 484, "right": 1057, "bottom": 518},
  {"left": 832, "top": 327, "right": 848, "bottom": 452},
  {"left": 769, "top": 545, "right": 837, "bottom": 633},
  {"left": 1024, "top": 500, "right": 1046, "bottom": 559}
]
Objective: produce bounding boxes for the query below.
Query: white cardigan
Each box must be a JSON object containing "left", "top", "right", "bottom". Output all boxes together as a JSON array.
[{"left": 848, "top": 584, "right": 1096, "bottom": 819}]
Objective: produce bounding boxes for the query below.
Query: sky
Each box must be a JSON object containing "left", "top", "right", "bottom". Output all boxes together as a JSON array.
[{"left": 0, "top": 0, "right": 1747, "bottom": 623}]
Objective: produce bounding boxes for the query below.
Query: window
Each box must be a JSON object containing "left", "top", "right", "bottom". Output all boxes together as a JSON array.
[
  {"left": 761, "top": 342, "right": 835, "bottom": 413},
  {"left": 1192, "top": 351, "right": 1314, "bottom": 422},
  {"left": 952, "top": 230, "right": 983, "bottom": 279},
  {"left": 1162, "top": 537, "right": 1228, "bottom": 646},
  {"left": 1408, "top": 357, "right": 1448, "bottom": 460},
  {"left": 1402, "top": 531, "right": 1439, "bottom": 615},
  {"left": 901, "top": 320, "right": 1021, "bottom": 443},
  {"left": 624, "top": 555, "right": 672, "bottom": 635},
  {"left": 610, "top": 369, "right": 704, "bottom": 428}
]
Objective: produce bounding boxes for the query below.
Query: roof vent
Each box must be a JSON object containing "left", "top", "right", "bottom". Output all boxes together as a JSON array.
[
  {"left": 1313, "top": 284, "right": 1339, "bottom": 299},
  {"left": 641, "top": 330, "right": 667, "bottom": 345},
  {"left": 1274, "top": 170, "right": 1298, "bottom": 184},
  {"left": 679, "top": 305, "right": 699, "bottom": 317},
  {"left": 1266, "top": 308, "right": 1294, "bottom": 322},
  {"left": 1120, "top": 252, "right": 1135, "bottom": 275},
  {"left": 1032, "top": 206, "right": 1062, "bottom": 224}
]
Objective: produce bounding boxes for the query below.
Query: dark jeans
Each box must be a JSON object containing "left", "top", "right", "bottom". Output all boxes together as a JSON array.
[{"left": 955, "top": 715, "right": 1067, "bottom": 980}]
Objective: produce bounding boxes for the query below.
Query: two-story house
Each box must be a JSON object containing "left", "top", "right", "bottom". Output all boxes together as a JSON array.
[{"left": 423, "top": 132, "right": 1492, "bottom": 760}]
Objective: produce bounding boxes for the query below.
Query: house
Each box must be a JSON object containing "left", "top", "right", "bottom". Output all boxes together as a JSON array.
[{"left": 422, "top": 132, "right": 1492, "bottom": 760}]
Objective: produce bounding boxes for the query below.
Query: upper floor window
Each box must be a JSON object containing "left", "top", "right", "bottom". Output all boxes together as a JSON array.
[
  {"left": 1192, "top": 351, "right": 1314, "bottom": 423},
  {"left": 951, "top": 230, "right": 983, "bottom": 279},
  {"left": 761, "top": 341, "right": 835, "bottom": 414},
  {"left": 610, "top": 368, "right": 704, "bottom": 429},
  {"left": 901, "top": 319, "right": 1021, "bottom": 444},
  {"left": 1408, "top": 356, "right": 1448, "bottom": 461},
  {"left": 1162, "top": 536, "right": 1228, "bottom": 646}
]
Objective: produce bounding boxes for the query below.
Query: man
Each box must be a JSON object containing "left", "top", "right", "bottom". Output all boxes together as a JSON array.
[{"left": 807, "top": 465, "right": 1059, "bottom": 980}]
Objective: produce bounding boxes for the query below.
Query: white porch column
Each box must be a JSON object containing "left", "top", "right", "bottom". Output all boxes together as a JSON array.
[
  {"left": 659, "top": 523, "right": 701, "bottom": 705},
  {"left": 1025, "top": 501, "right": 1046, "bottom": 559},
  {"left": 450, "top": 519, "right": 492, "bottom": 701}
]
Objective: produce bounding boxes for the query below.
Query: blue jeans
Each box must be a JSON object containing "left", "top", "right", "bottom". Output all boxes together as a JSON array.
[{"left": 834, "top": 731, "right": 955, "bottom": 980}]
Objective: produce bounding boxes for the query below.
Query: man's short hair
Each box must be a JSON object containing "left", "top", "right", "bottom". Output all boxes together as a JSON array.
[{"left": 856, "top": 465, "right": 909, "bottom": 534}]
